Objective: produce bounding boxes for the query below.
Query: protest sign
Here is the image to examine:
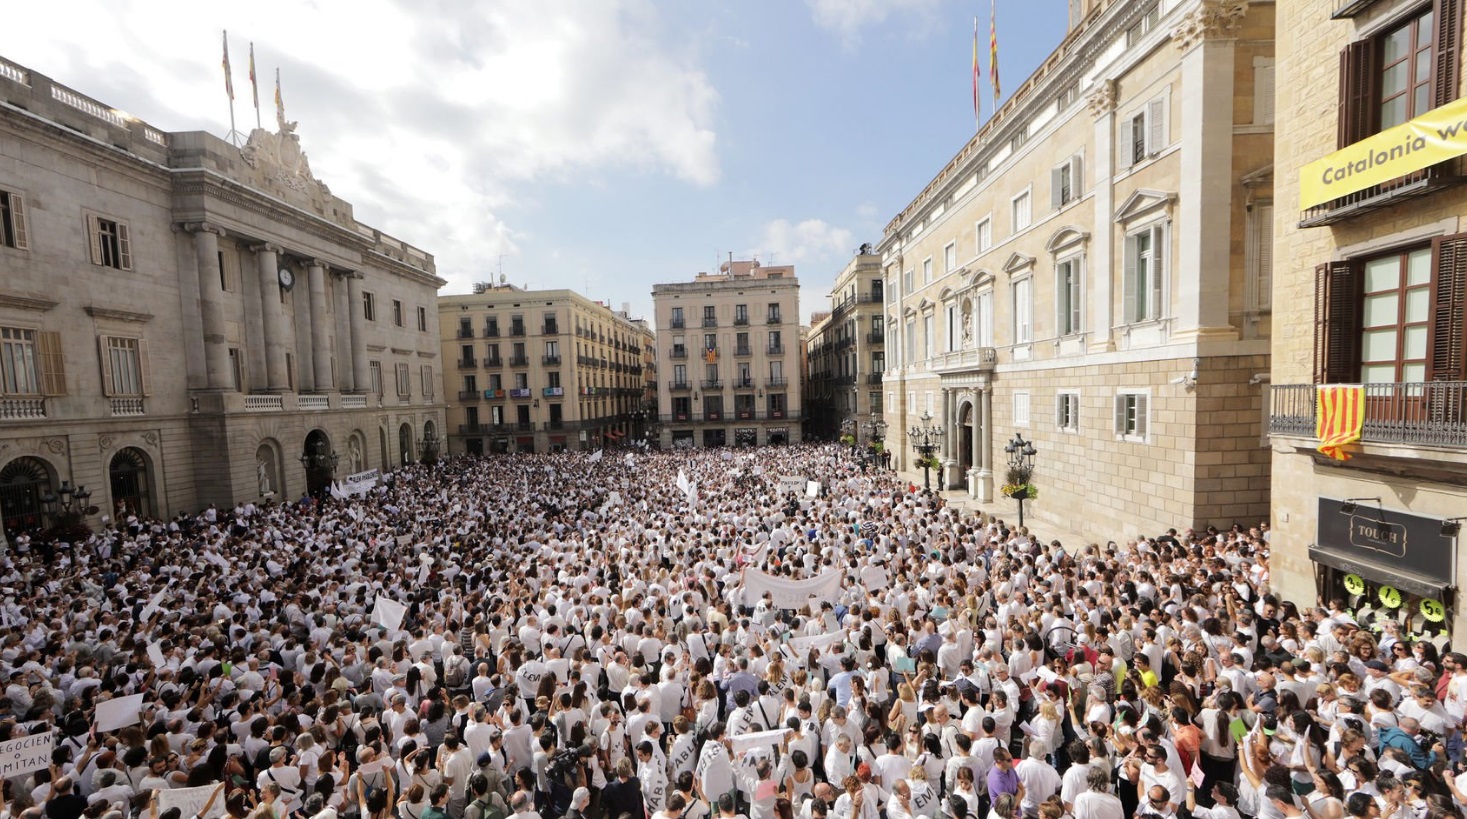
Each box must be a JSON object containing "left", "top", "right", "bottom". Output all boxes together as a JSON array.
[
  {"left": 95, "top": 693, "right": 144, "bottom": 732},
  {"left": 0, "top": 732, "right": 52, "bottom": 776}
]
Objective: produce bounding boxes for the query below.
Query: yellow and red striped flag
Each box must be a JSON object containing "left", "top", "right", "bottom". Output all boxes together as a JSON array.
[
  {"left": 1316, "top": 385, "right": 1365, "bottom": 460},
  {"left": 972, "top": 16, "right": 981, "bottom": 128},
  {"left": 221, "top": 31, "right": 234, "bottom": 101},
  {"left": 989, "top": 0, "right": 1001, "bottom": 107},
  {"left": 275, "top": 67, "right": 285, "bottom": 125},
  {"left": 248, "top": 43, "right": 258, "bottom": 111}
]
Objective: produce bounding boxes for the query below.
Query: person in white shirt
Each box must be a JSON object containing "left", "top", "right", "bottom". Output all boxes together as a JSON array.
[
  {"left": 1013, "top": 747, "right": 1061, "bottom": 819},
  {"left": 1072, "top": 767, "right": 1124, "bottom": 819}
]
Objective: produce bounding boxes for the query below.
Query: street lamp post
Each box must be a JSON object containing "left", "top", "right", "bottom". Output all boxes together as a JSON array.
[
  {"left": 863, "top": 413, "right": 887, "bottom": 471},
  {"left": 1002, "top": 432, "right": 1038, "bottom": 528},
  {"left": 908, "top": 410, "right": 944, "bottom": 491},
  {"left": 839, "top": 419, "right": 857, "bottom": 456},
  {"left": 299, "top": 441, "right": 340, "bottom": 497}
]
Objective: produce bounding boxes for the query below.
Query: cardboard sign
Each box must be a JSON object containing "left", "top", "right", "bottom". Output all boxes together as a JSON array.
[
  {"left": 0, "top": 732, "right": 53, "bottom": 776},
  {"left": 95, "top": 693, "right": 145, "bottom": 732},
  {"left": 158, "top": 784, "right": 227, "bottom": 819}
]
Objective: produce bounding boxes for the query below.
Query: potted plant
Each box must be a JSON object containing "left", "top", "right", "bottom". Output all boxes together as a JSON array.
[
  {"left": 839, "top": 434, "right": 856, "bottom": 447},
  {"left": 1001, "top": 464, "right": 1038, "bottom": 500}
]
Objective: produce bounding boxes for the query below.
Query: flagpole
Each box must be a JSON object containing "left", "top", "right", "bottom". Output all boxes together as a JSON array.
[
  {"left": 250, "top": 43, "right": 261, "bottom": 129},
  {"left": 223, "top": 30, "right": 243, "bottom": 146}
]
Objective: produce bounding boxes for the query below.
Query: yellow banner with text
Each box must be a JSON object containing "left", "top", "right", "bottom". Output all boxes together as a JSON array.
[{"left": 1299, "top": 96, "right": 1467, "bottom": 212}]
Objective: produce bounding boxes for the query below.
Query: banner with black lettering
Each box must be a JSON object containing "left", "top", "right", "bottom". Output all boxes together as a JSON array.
[{"left": 0, "top": 732, "right": 52, "bottom": 776}]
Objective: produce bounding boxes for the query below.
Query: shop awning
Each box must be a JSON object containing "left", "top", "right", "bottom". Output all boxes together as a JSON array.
[
  {"left": 1309, "top": 544, "right": 1452, "bottom": 599},
  {"left": 606, "top": 430, "right": 624, "bottom": 439}
]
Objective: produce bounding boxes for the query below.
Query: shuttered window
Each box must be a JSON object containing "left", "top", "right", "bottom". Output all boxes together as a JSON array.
[
  {"left": 1429, "top": 234, "right": 1467, "bottom": 382},
  {"left": 1051, "top": 155, "right": 1084, "bottom": 209},
  {"left": 86, "top": 214, "right": 132, "bottom": 270},
  {"left": 1, "top": 191, "right": 29, "bottom": 250},
  {"left": 1338, "top": 0, "right": 1462, "bottom": 148},
  {"left": 1124, "top": 224, "right": 1168, "bottom": 323},
  {"left": 1114, "top": 393, "right": 1149, "bottom": 440},
  {"left": 98, "top": 336, "right": 148, "bottom": 396}
]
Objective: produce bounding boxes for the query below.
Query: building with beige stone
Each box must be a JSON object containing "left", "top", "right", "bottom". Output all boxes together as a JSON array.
[
  {"left": 0, "top": 57, "right": 445, "bottom": 536},
  {"left": 878, "top": 0, "right": 1275, "bottom": 540},
  {"left": 806, "top": 249, "right": 886, "bottom": 441},
  {"left": 652, "top": 260, "right": 801, "bottom": 447},
  {"left": 1269, "top": 0, "right": 1466, "bottom": 639},
  {"left": 439, "top": 286, "right": 654, "bottom": 454}
]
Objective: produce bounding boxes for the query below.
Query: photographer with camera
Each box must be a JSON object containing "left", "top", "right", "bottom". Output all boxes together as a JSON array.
[{"left": 1376, "top": 717, "right": 1445, "bottom": 771}]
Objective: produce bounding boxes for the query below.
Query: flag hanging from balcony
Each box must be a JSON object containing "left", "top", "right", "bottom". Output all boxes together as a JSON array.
[
  {"left": 1315, "top": 385, "right": 1365, "bottom": 461},
  {"left": 705, "top": 346, "right": 717, "bottom": 363}
]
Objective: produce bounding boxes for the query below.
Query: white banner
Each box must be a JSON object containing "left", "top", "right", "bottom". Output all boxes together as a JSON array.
[
  {"left": 805, "top": 480, "right": 820, "bottom": 498},
  {"left": 778, "top": 476, "right": 805, "bottom": 494},
  {"left": 788, "top": 631, "right": 846, "bottom": 653},
  {"left": 345, "top": 469, "right": 379, "bottom": 485},
  {"left": 742, "top": 568, "right": 843, "bottom": 610},
  {"left": 676, "top": 470, "right": 691, "bottom": 495},
  {"left": 589, "top": 449, "right": 603, "bottom": 463},
  {"left": 139, "top": 588, "right": 167, "bottom": 623},
  {"left": 371, "top": 598, "right": 407, "bottom": 631},
  {"left": 158, "top": 784, "right": 227, "bottom": 819},
  {"left": 0, "top": 732, "right": 52, "bottom": 777},
  {"left": 729, "top": 728, "right": 789, "bottom": 756},
  {"left": 94, "top": 693, "right": 145, "bottom": 733}
]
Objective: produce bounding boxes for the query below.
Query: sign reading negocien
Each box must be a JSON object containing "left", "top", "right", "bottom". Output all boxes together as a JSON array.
[{"left": 1300, "top": 95, "right": 1467, "bottom": 211}]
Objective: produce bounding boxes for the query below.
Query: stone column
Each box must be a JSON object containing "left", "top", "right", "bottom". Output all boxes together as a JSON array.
[
  {"left": 308, "top": 260, "right": 334, "bottom": 391},
  {"left": 940, "top": 388, "right": 952, "bottom": 462},
  {"left": 977, "top": 382, "right": 994, "bottom": 503},
  {"left": 192, "top": 224, "right": 231, "bottom": 390},
  {"left": 345, "top": 273, "right": 369, "bottom": 393},
  {"left": 334, "top": 273, "right": 354, "bottom": 392},
  {"left": 254, "top": 244, "right": 288, "bottom": 392},
  {"left": 969, "top": 391, "right": 982, "bottom": 497},
  {"left": 1087, "top": 81, "right": 1118, "bottom": 353}
]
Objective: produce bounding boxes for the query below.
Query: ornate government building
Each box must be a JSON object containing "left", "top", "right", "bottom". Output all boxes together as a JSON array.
[
  {"left": 879, "top": 0, "right": 1275, "bottom": 538},
  {"left": 0, "top": 57, "right": 445, "bottom": 536}
]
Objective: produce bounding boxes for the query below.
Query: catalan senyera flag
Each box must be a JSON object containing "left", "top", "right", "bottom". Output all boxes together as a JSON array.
[
  {"left": 275, "top": 67, "right": 285, "bottom": 124},
  {"left": 972, "top": 16, "right": 980, "bottom": 127},
  {"left": 1316, "top": 385, "right": 1366, "bottom": 460},
  {"left": 248, "top": 43, "right": 258, "bottom": 111},
  {"left": 221, "top": 31, "right": 234, "bottom": 101},
  {"left": 989, "top": 0, "right": 1001, "bottom": 107}
]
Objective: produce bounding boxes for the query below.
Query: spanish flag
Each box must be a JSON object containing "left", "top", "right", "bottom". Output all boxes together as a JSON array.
[
  {"left": 1316, "top": 385, "right": 1366, "bottom": 460},
  {"left": 221, "top": 31, "right": 234, "bottom": 101}
]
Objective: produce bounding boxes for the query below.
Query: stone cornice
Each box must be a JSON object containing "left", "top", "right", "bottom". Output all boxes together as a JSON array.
[
  {"left": 0, "top": 292, "right": 59, "bottom": 312},
  {"left": 1172, "top": 0, "right": 1249, "bottom": 52},
  {"left": 84, "top": 305, "right": 154, "bottom": 323}
]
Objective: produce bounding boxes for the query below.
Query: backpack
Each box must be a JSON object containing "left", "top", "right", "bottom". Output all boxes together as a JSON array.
[
  {"left": 445, "top": 658, "right": 468, "bottom": 689},
  {"left": 467, "top": 796, "right": 506, "bottom": 819}
]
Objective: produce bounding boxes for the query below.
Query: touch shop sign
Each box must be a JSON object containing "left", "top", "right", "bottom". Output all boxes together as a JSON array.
[{"left": 1300, "top": 95, "right": 1467, "bottom": 211}]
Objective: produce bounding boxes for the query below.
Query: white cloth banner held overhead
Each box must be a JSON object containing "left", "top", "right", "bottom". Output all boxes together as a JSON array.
[
  {"left": 0, "top": 732, "right": 53, "bottom": 777},
  {"left": 729, "top": 728, "right": 790, "bottom": 756},
  {"left": 742, "top": 568, "right": 843, "bottom": 610},
  {"left": 139, "top": 588, "right": 167, "bottom": 622},
  {"left": 788, "top": 631, "right": 846, "bottom": 653},
  {"left": 676, "top": 469, "right": 691, "bottom": 495},
  {"left": 371, "top": 597, "right": 407, "bottom": 631},
  {"left": 94, "top": 693, "right": 145, "bottom": 732},
  {"left": 589, "top": 449, "right": 603, "bottom": 463},
  {"left": 158, "top": 785, "right": 227, "bottom": 819}
]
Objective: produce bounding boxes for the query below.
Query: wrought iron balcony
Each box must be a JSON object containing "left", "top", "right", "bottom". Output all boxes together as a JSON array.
[
  {"left": 867, "top": 332, "right": 885, "bottom": 344},
  {"left": 510, "top": 324, "right": 526, "bottom": 336},
  {"left": 542, "top": 355, "right": 562, "bottom": 366},
  {"left": 702, "top": 317, "right": 718, "bottom": 328},
  {"left": 767, "top": 344, "right": 785, "bottom": 355},
  {"left": 867, "top": 373, "right": 883, "bottom": 384},
  {"left": 669, "top": 319, "right": 685, "bottom": 329},
  {"left": 1268, "top": 382, "right": 1467, "bottom": 449},
  {"left": 1300, "top": 163, "right": 1463, "bottom": 227},
  {"left": 457, "top": 390, "right": 482, "bottom": 401},
  {"left": 456, "top": 328, "right": 475, "bottom": 339},
  {"left": 734, "top": 316, "right": 749, "bottom": 326},
  {"left": 457, "top": 357, "right": 477, "bottom": 368},
  {"left": 484, "top": 357, "right": 503, "bottom": 368},
  {"left": 669, "top": 381, "right": 692, "bottom": 392},
  {"left": 701, "top": 379, "right": 723, "bottom": 390},
  {"left": 670, "top": 347, "right": 687, "bottom": 359},
  {"left": 766, "top": 377, "right": 788, "bottom": 388},
  {"left": 508, "top": 356, "right": 529, "bottom": 367}
]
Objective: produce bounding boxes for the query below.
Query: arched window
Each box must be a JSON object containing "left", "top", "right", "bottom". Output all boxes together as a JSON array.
[
  {"left": 108, "top": 448, "right": 153, "bottom": 518},
  {"left": 0, "top": 457, "right": 52, "bottom": 536}
]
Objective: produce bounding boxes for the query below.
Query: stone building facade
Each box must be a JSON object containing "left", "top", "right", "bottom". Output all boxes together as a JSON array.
[
  {"left": 0, "top": 58, "right": 444, "bottom": 536},
  {"left": 806, "top": 250, "right": 886, "bottom": 441},
  {"left": 652, "top": 260, "right": 802, "bottom": 448},
  {"left": 439, "top": 286, "right": 654, "bottom": 454},
  {"left": 1270, "top": 0, "right": 1467, "bottom": 639},
  {"left": 878, "top": 0, "right": 1275, "bottom": 540}
]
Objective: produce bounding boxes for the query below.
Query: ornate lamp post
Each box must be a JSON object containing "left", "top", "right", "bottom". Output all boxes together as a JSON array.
[
  {"left": 908, "top": 410, "right": 944, "bottom": 491},
  {"left": 299, "top": 441, "right": 340, "bottom": 481},
  {"left": 1002, "top": 432, "right": 1038, "bottom": 528},
  {"left": 40, "top": 479, "right": 95, "bottom": 543},
  {"left": 863, "top": 413, "right": 887, "bottom": 470},
  {"left": 418, "top": 431, "right": 441, "bottom": 465}
]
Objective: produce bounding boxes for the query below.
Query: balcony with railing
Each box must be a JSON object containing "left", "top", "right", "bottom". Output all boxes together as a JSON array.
[
  {"left": 110, "top": 397, "right": 145, "bottom": 416},
  {"left": 484, "top": 326, "right": 500, "bottom": 338},
  {"left": 670, "top": 346, "right": 687, "bottom": 359},
  {"left": 457, "top": 357, "right": 477, "bottom": 369},
  {"left": 484, "top": 356, "right": 503, "bottom": 368},
  {"left": 867, "top": 332, "right": 885, "bottom": 345},
  {"left": 701, "top": 379, "right": 723, "bottom": 391},
  {"left": 1300, "top": 163, "right": 1463, "bottom": 227},
  {"left": 734, "top": 345, "right": 752, "bottom": 357},
  {"left": 669, "top": 381, "right": 692, "bottom": 392},
  {"left": 458, "top": 390, "right": 482, "bottom": 402},
  {"left": 732, "top": 378, "right": 756, "bottom": 390},
  {"left": 767, "top": 313, "right": 782, "bottom": 325},
  {"left": 1269, "top": 382, "right": 1467, "bottom": 449},
  {"left": 510, "top": 323, "right": 526, "bottom": 337},
  {"left": 456, "top": 327, "right": 475, "bottom": 339},
  {"left": 767, "top": 344, "right": 785, "bottom": 355},
  {"left": 867, "top": 373, "right": 884, "bottom": 384},
  {"left": 929, "top": 346, "right": 999, "bottom": 372},
  {"left": 734, "top": 315, "right": 749, "bottom": 326},
  {"left": 509, "top": 355, "right": 529, "bottom": 367},
  {"left": 766, "top": 377, "right": 789, "bottom": 388},
  {"left": 702, "top": 317, "right": 718, "bottom": 328},
  {"left": 542, "top": 323, "right": 559, "bottom": 335},
  {"left": 542, "top": 355, "right": 562, "bottom": 366},
  {"left": 244, "top": 394, "right": 284, "bottom": 412},
  {"left": 341, "top": 394, "right": 369, "bottom": 409},
  {"left": 298, "top": 395, "right": 329, "bottom": 411},
  {"left": 669, "top": 318, "right": 685, "bottom": 329}
]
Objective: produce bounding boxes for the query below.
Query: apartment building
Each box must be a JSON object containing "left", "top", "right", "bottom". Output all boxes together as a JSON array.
[
  {"left": 439, "top": 286, "right": 654, "bottom": 454},
  {"left": 0, "top": 57, "right": 445, "bottom": 534},
  {"left": 1269, "top": 0, "right": 1466, "bottom": 638},
  {"left": 806, "top": 250, "right": 886, "bottom": 440},
  {"left": 652, "top": 260, "right": 801, "bottom": 447},
  {"left": 879, "top": 0, "right": 1276, "bottom": 539}
]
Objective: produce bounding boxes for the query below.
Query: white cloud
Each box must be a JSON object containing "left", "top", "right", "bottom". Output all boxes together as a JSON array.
[
  {"left": 806, "top": 0, "right": 943, "bottom": 47},
  {"left": 3, "top": 0, "right": 720, "bottom": 294},
  {"left": 750, "top": 218, "right": 855, "bottom": 268}
]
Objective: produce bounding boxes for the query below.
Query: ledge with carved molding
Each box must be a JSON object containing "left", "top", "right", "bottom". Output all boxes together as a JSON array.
[{"left": 1086, "top": 79, "right": 1118, "bottom": 118}]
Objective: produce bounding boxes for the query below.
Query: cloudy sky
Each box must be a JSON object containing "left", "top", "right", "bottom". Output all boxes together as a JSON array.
[{"left": 4, "top": 0, "right": 1066, "bottom": 322}]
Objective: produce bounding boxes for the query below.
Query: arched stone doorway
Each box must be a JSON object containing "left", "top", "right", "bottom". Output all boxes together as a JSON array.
[
  {"left": 958, "top": 402, "right": 975, "bottom": 475},
  {"left": 108, "top": 447, "right": 154, "bottom": 519},
  {"left": 255, "top": 441, "right": 283, "bottom": 500},
  {"left": 0, "top": 457, "right": 53, "bottom": 537},
  {"left": 421, "top": 420, "right": 438, "bottom": 464},
  {"left": 301, "top": 429, "right": 334, "bottom": 497},
  {"left": 399, "top": 423, "right": 414, "bottom": 465}
]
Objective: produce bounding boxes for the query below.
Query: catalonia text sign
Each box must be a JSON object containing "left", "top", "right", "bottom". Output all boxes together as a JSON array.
[{"left": 1300, "top": 96, "right": 1467, "bottom": 211}]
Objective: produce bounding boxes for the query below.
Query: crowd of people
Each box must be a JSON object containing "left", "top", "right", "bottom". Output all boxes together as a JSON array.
[{"left": 0, "top": 444, "right": 1462, "bottom": 819}]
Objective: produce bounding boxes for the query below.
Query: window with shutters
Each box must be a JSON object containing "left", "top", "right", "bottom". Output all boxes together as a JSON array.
[
  {"left": 1052, "top": 155, "right": 1083, "bottom": 209},
  {"left": 1246, "top": 203, "right": 1274, "bottom": 312},
  {"left": 1338, "top": 2, "right": 1461, "bottom": 147},
  {"left": 944, "top": 242, "right": 957, "bottom": 274},
  {"left": 86, "top": 214, "right": 132, "bottom": 270},
  {"left": 923, "top": 257, "right": 934, "bottom": 285},
  {"left": 1126, "top": 3, "right": 1161, "bottom": 47},
  {"left": 1124, "top": 223, "right": 1168, "bottom": 324},
  {"left": 975, "top": 290, "right": 995, "bottom": 347},
  {"left": 976, "top": 217, "right": 993, "bottom": 254},
  {"left": 99, "top": 336, "right": 147, "bottom": 396},
  {"left": 1, "top": 328, "right": 39, "bottom": 395},
  {"left": 369, "top": 361, "right": 383, "bottom": 396},
  {"left": 1114, "top": 391, "right": 1150, "bottom": 441},
  {"left": 1056, "top": 391, "right": 1080, "bottom": 433},
  {"left": 1012, "top": 189, "right": 1032, "bottom": 232},
  {"left": 392, "top": 299, "right": 404, "bottom": 327},
  {"left": 421, "top": 365, "right": 435, "bottom": 400},
  {"left": 1056, "top": 257, "right": 1083, "bottom": 336},
  {"left": 1118, "top": 93, "right": 1169, "bottom": 171},
  {"left": 1012, "top": 276, "right": 1034, "bottom": 344},
  {"left": 1013, "top": 392, "right": 1030, "bottom": 427},
  {"left": 363, "top": 292, "right": 376, "bottom": 322},
  {"left": 1253, "top": 58, "right": 1276, "bottom": 126},
  {"left": 0, "top": 190, "right": 30, "bottom": 250},
  {"left": 396, "top": 362, "right": 410, "bottom": 397}
]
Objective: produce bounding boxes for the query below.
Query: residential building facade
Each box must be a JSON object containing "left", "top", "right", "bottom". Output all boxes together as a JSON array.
[
  {"left": 1270, "top": 0, "right": 1466, "bottom": 638},
  {"left": 879, "top": 0, "right": 1276, "bottom": 539},
  {"left": 652, "top": 260, "right": 801, "bottom": 447},
  {"left": 806, "top": 250, "right": 886, "bottom": 440},
  {"left": 440, "top": 287, "right": 653, "bottom": 454},
  {"left": 0, "top": 57, "right": 445, "bottom": 536}
]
